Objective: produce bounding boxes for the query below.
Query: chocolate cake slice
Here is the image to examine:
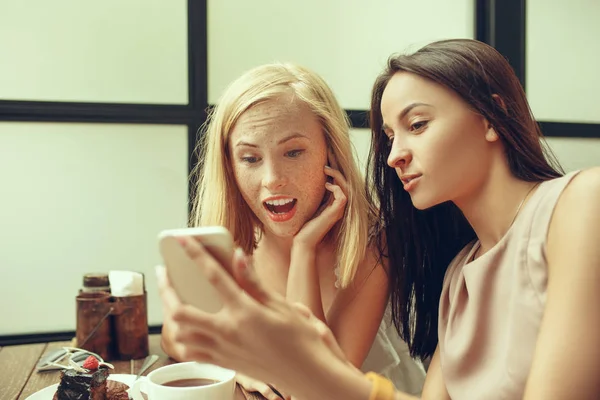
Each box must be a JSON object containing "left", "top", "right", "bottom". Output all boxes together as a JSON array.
[
  {"left": 53, "top": 365, "right": 109, "bottom": 400},
  {"left": 106, "top": 381, "right": 131, "bottom": 400}
]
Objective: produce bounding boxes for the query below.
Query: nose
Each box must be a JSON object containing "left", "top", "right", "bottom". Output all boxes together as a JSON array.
[
  {"left": 262, "top": 161, "right": 288, "bottom": 190},
  {"left": 387, "top": 139, "right": 412, "bottom": 169}
]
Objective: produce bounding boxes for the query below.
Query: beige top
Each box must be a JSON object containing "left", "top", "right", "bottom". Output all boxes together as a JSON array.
[{"left": 438, "top": 171, "right": 580, "bottom": 399}]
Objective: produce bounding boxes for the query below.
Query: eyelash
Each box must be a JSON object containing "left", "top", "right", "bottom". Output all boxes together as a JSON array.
[
  {"left": 384, "top": 120, "right": 428, "bottom": 146},
  {"left": 286, "top": 149, "right": 304, "bottom": 158},
  {"left": 241, "top": 156, "right": 260, "bottom": 164},
  {"left": 239, "top": 149, "right": 304, "bottom": 164},
  {"left": 386, "top": 134, "right": 394, "bottom": 146},
  {"left": 410, "top": 120, "right": 428, "bottom": 132}
]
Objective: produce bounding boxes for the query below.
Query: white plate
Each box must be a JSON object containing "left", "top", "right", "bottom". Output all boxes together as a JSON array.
[{"left": 25, "top": 374, "right": 137, "bottom": 399}]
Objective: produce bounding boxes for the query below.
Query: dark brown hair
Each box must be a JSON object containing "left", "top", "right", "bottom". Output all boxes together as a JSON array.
[{"left": 366, "top": 39, "right": 563, "bottom": 360}]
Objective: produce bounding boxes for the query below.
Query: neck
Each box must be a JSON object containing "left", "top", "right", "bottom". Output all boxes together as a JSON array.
[
  {"left": 454, "top": 163, "right": 538, "bottom": 255},
  {"left": 259, "top": 230, "right": 294, "bottom": 253}
]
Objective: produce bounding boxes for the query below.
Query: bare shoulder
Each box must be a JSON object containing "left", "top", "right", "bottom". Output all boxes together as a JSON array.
[
  {"left": 557, "top": 167, "right": 600, "bottom": 206},
  {"left": 346, "top": 243, "right": 388, "bottom": 292},
  {"left": 547, "top": 167, "right": 600, "bottom": 273},
  {"left": 525, "top": 167, "right": 600, "bottom": 399}
]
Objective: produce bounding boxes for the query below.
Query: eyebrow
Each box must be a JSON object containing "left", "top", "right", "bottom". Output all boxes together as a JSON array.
[
  {"left": 235, "top": 132, "right": 309, "bottom": 148},
  {"left": 382, "top": 102, "right": 433, "bottom": 131}
]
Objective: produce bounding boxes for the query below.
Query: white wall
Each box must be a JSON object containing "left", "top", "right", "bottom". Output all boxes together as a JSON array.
[
  {"left": 0, "top": 0, "right": 188, "bottom": 104},
  {"left": 208, "top": 0, "right": 475, "bottom": 174},
  {"left": 208, "top": 0, "right": 475, "bottom": 109},
  {"left": 0, "top": 0, "right": 189, "bottom": 336},
  {"left": 546, "top": 137, "right": 600, "bottom": 173},
  {"left": 350, "top": 129, "right": 372, "bottom": 174},
  {"left": 0, "top": 123, "right": 189, "bottom": 335},
  {"left": 527, "top": 0, "right": 600, "bottom": 171},
  {"left": 209, "top": 0, "right": 600, "bottom": 178},
  {"left": 527, "top": 0, "right": 600, "bottom": 124}
]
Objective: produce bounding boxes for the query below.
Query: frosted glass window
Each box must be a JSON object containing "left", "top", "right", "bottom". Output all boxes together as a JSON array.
[
  {"left": 350, "top": 129, "right": 372, "bottom": 176},
  {"left": 0, "top": 0, "right": 188, "bottom": 104},
  {"left": 0, "top": 122, "right": 188, "bottom": 335},
  {"left": 208, "top": 0, "right": 475, "bottom": 109},
  {"left": 527, "top": 0, "right": 600, "bottom": 123},
  {"left": 546, "top": 137, "right": 600, "bottom": 172}
]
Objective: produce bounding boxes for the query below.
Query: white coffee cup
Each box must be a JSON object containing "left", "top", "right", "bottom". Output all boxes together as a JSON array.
[{"left": 128, "top": 362, "right": 236, "bottom": 400}]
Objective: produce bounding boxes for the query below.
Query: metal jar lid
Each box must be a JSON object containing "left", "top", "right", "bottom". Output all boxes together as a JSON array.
[{"left": 82, "top": 273, "right": 110, "bottom": 291}]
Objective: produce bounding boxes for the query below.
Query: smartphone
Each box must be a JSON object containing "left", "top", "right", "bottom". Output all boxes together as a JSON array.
[{"left": 158, "top": 226, "right": 234, "bottom": 313}]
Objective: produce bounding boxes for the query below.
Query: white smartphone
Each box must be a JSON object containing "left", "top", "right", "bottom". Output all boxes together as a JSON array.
[{"left": 158, "top": 226, "right": 234, "bottom": 313}]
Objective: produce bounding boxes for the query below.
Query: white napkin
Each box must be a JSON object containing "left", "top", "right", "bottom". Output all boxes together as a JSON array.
[{"left": 108, "top": 270, "right": 144, "bottom": 297}]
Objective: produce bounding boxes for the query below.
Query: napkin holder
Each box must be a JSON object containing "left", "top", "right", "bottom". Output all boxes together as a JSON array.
[{"left": 75, "top": 272, "right": 149, "bottom": 361}]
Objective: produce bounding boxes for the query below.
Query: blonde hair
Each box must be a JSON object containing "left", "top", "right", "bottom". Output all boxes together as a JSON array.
[{"left": 191, "top": 62, "right": 374, "bottom": 287}]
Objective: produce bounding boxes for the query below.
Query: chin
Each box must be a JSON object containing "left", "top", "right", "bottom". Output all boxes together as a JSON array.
[
  {"left": 262, "top": 221, "right": 301, "bottom": 238},
  {"left": 409, "top": 194, "right": 439, "bottom": 211}
]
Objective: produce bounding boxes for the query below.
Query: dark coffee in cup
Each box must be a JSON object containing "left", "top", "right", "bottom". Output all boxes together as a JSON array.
[
  {"left": 161, "top": 378, "right": 219, "bottom": 387},
  {"left": 130, "top": 362, "right": 236, "bottom": 399}
]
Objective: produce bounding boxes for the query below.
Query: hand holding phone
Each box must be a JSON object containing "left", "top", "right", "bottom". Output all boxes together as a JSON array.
[{"left": 158, "top": 226, "right": 234, "bottom": 313}]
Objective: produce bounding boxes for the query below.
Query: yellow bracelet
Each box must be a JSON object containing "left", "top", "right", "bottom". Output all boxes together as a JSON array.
[{"left": 365, "top": 372, "right": 395, "bottom": 400}]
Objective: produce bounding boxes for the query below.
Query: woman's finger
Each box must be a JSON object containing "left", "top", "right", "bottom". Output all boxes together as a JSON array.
[
  {"left": 291, "top": 302, "right": 313, "bottom": 319},
  {"left": 314, "top": 319, "right": 347, "bottom": 362},
  {"left": 166, "top": 305, "right": 236, "bottom": 365},
  {"left": 290, "top": 302, "right": 346, "bottom": 362},
  {"left": 324, "top": 183, "right": 348, "bottom": 217},
  {"left": 325, "top": 183, "right": 347, "bottom": 204},
  {"left": 180, "top": 237, "right": 244, "bottom": 307},
  {"left": 171, "top": 315, "right": 218, "bottom": 347},
  {"left": 324, "top": 166, "right": 349, "bottom": 193},
  {"left": 237, "top": 374, "right": 283, "bottom": 400},
  {"left": 172, "top": 330, "right": 219, "bottom": 362},
  {"left": 231, "top": 248, "right": 272, "bottom": 305},
  {"left": 170, "top": 294, "right": 228, "bottom": 329},
  {"left": 156, "top": 265, "right": 184, "bottom": 313}
]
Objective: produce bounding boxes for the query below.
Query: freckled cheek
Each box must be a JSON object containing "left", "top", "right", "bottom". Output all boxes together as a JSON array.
[
  {"left": 291, "top": 164, "right": 327, "bottom": 202},
  {"left": 232, "top": 166, "right": 260, "bottom": 201}
]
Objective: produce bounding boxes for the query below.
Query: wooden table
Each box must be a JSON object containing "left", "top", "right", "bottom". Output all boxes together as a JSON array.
[{"left": 0, "top": 334, "right": 250, "bottom": 400}]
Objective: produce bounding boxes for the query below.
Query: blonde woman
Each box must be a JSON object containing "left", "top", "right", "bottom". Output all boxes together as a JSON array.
[{"left": 160, "top": 63, "right": 425, "bottom": 398}]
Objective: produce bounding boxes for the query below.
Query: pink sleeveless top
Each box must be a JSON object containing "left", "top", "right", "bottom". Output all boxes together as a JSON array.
[{"left": 438, "top": 171, "right": 579, "bottom": 399}]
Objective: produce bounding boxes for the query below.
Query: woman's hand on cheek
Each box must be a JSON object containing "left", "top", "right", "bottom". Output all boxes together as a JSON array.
[{"left": 293, "top": 166, "right": 348, "bottom": 249}]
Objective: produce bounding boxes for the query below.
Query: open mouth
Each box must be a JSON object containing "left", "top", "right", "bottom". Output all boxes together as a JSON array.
[{"left": 263, "top": 198, "right": 297, "bottom": 214}]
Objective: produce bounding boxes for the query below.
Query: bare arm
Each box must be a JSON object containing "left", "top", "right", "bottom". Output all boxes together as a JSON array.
[
  {"left": 286, "top": 244, "right": 327, "bottom": 322},
  {"left": 286, "top": 166, "right": 348, "bottom": 322},
  {"left": 420, "top": 346, "right": 451, "bottom": 400},
  {"left": 326, "top": 249, "right": 389, "bottom": 367},
  {"left": 523, "top": 168, "right": 600, "bottom": 399}
]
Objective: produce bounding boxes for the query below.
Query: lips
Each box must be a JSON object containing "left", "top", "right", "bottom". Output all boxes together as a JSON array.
[
  {"left": 262, "top": 197, "right": 297, "bottom": 222},
  {"left": 400, "top": 174, "right": 422, "bottom": 192}
]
